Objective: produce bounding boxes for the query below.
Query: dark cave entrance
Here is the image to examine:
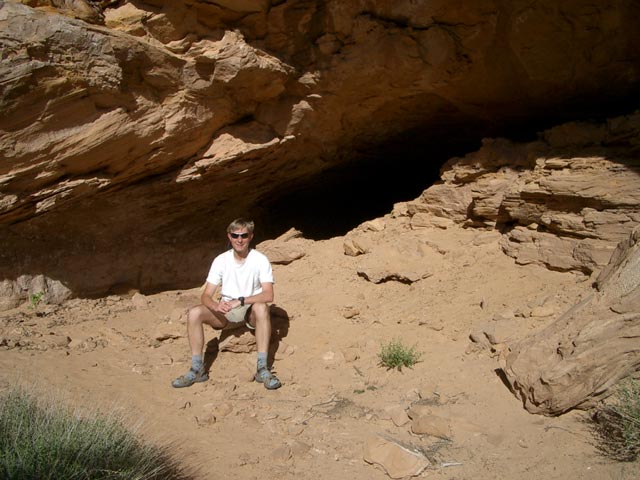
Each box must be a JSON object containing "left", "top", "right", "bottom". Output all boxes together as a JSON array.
[
  {"left": 259, "top": 134, "right": 479, "bottom": 240},
  {"left": 257, "top": 96, "right": 640, "bottom": 241}
]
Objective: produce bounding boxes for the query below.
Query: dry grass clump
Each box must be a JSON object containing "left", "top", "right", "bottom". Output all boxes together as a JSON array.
[
  {"left": 589, "top": 379, "right": 640, "bottom": 462},
  {"left": 0, "top": 386, "right": 194, "bottom": 479},
  {"left": 378, "top": 338, "right": 422, "bottom": 371}
]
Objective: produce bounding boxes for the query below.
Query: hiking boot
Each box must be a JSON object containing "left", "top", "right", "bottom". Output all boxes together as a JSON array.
[
  {"left": 255, "top": 367, "right": 282, "bottom": 390},
  {"left": 171, "top": 367, "right": 208, "bottom": 388}
]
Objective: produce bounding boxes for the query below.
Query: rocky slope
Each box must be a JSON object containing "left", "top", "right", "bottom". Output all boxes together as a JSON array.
[{"left": 1, "top": 217, "right": 639, "bottom": 479}]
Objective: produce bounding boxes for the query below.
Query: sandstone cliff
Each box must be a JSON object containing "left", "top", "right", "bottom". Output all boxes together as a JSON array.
[{"left": 2, "top": 0, "right": 640, "bottom": 302}]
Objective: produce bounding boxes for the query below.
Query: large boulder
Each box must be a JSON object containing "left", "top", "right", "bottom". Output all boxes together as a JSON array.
[{"left": 499, "top": 226, "right": 640, "bottom": 415}]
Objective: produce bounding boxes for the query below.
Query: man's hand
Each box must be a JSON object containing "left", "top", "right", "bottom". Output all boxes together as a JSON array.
[
  {"left": 216, "top": 300, "right": 232, "bottom": 313},
  {"left": 215, "top": 299, "right": 241, "bottom": 313}
]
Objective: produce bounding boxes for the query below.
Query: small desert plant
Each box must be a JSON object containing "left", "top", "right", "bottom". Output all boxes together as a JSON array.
[
  {"left": 29, "top": 291, "right": 45, "bottom": 309},
  {"left": 378, "top": 338, "right": 422, "bottom": 371},
  {"left": 589, "top": 378, "right": 640, "bottom": 461},
  {"left": 0, "top": 387, "right": 193, "bottom": 479}
]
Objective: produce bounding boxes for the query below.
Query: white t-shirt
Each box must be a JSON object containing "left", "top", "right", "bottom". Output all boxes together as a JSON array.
[{"left": 206, "top": 249, "right": 274, "bottom": 300}]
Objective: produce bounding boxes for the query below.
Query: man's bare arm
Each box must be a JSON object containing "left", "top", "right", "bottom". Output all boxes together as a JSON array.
[
  {"left": 200, "top": 282, "right": 221, "bottom": 312},
  {"left": 227, "top": 282, "right": 274, "bottom": 309}
]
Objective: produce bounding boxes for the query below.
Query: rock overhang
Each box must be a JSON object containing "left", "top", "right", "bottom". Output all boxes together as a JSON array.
[{"left": 1, "top": 0, "right": 640, "bottom": 301}]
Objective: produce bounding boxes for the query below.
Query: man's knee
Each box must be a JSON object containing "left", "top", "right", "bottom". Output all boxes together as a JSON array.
[
  {"left": 187, "top": 305, "right": 211, "bottom": 325},
  {"left": 187, "top": 306, "right": 200, "bottom": 325},
  {"left": 251, "top": 303, "right": 270, "bottom": 322}
]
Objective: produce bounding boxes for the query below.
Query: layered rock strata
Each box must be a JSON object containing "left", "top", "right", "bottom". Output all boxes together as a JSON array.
[
  {"left": 407, "top": 114, "right": 640, "bottom": 274},
  {"left": 500, "top": 226, "right": 640, "bottom": 415},
  {"left": 1, "top": 0, "right": 640, "bottom": 304}
]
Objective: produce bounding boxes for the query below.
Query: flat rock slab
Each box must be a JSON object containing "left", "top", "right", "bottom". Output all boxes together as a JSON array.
[{"left": 363, "top": 435, "right": 430, "bottom": 479}]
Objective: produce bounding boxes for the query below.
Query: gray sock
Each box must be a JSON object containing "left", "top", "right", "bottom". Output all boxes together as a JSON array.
[
  {"left": 192, "top": 354, "right": 203, "bottom": 371},
  {"left": 257, "top": 352, "right": 268, "bottom": 371}
]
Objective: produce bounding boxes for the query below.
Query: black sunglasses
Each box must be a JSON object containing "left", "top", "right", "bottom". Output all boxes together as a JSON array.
[{"left": 229, "top": 232, "right": 250, "bottom": 239}]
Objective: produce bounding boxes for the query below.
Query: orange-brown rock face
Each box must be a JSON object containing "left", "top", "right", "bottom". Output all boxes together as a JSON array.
[
  {"left": 407, "top": 115, "right": 640, "bottom": 274},
  {"left": 1, "top": 0, "right": 640, "bottom": 303}
]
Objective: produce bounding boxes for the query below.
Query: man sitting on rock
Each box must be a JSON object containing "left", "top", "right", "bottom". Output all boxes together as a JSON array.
[{"left": 172, "top": 218, "right": 281, "bottom": 390}]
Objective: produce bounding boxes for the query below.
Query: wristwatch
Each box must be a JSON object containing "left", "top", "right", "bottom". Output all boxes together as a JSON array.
[{"left": 238, "top": 296, "right": 245, "bottom": 306}]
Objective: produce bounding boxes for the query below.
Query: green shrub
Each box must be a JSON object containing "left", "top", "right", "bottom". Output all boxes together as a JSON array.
[
  {"left": 29, "top": 291, "right": 44, "bottom": 309},
  {"left": 378, "top": 338, "right": 422, "bottom": 371},
  {"left": 0, "top": 387, "right": 194, "bottom": 479},
  {"left": 590, "top": 378, "right": 640, "bottom": 461}
]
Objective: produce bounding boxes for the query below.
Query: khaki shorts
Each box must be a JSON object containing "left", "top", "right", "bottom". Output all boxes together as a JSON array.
[{"left": 224, "top": 304, "right": 253, "bottom": 329}]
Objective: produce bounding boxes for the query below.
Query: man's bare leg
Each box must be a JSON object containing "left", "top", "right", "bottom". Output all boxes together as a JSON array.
[
  {"left": 248, "top": 302, "right": 271, "bottom": 354},
  {"left": 172, "top": 304, "right": 226, "bottom": 388},
  {"left": 187, "top": 304, "right": 227, "bottom": 356},
  {"left": 249, "top": 303, "right": 281, "bottom": 389}
]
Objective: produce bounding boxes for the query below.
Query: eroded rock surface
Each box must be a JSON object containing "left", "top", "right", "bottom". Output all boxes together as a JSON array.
[
  {"left": 1, "top": 0, "right": 640, "bottom": 301},
  {"left": 404, "top": 114, "right": 640, "bottom": 274},
  {"left": 500, "top": 226, "right": 640, "bottom": 415}
]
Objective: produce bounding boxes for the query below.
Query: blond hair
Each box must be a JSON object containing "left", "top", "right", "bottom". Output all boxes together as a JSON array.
[{"left": 227, "top": 218, "right": 255, "bottom": 233}]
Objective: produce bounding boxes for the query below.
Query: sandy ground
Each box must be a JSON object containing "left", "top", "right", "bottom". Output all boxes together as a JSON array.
[{"left": 1, "top": 220, "right": 639, "bottom": 480}]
